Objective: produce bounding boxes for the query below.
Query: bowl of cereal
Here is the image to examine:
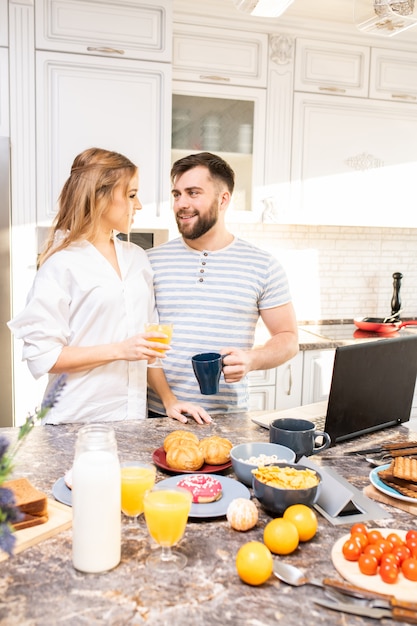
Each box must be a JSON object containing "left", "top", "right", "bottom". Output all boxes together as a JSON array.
[
  {"left": 252, "top": 462, "right": 322, "bottom": 515},
  {"left": 230, "top": 442, "right": 296, "bottom": 486}
]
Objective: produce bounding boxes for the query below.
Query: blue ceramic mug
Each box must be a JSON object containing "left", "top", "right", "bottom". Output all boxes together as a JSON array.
[
  {"left": 269, "top": 417, "right": 331, "bottom": 462},
  {"left": 191, "top": 352, "right": 224, "bottom": 395}
]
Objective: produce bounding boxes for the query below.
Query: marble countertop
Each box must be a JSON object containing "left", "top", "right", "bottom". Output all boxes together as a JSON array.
[{"left": 1, "top": 414, "right": 417, "bottom": 626}]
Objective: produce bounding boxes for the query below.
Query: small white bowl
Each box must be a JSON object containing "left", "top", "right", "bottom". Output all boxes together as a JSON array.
[{"left": 230, "top": 442, "right": 296, "bottom": 486}]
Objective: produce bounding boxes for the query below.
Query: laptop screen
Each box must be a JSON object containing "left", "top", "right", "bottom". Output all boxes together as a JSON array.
[{"left": 324, "top": 334, "right": 417, "bottom": 444}]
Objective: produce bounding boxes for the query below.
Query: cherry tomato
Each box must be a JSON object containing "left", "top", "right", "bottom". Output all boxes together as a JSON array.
[
  {"left": 367, "top": 530, "right": 383, "bottom": 544},
  {"left": 351, "top": 532, "right": 368, "bottom": 550},
  {"left": 386, "top": 533, "right": 404, "bottom": 549},
  {"left": 350, "top": 523, "right": 368, "bottom": 536},
  {"left": 406, "top": 537, "right": 417, "bottom": 552},
  {"left": 392, "top": 544, "right": 412, "bottom": 564},
  {"left": 379, "top": 562, "right": 399, "bottom": 584},
  {"left": 364, "top": 543, "right": 384, "bottom": 563},
  {"left": 342, "top": 539, "right": 362, "bottom": 562},
  {"left": 375, "top": 538, "right": 394, "bottom": 554},
  {"left": 406, "top": 530, "right": 417, "bottom": 543},
  {"left": 380, "top": 552, "right": 400, "bottom": 567},
  {"left": 402, "top": 557, "right": 417, "bottom": 582},
  {"left": 358, "top": 553, "right": 378, "bottom": 576}
]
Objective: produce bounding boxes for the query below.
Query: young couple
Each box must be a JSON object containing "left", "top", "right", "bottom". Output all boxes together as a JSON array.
[{"left": 9, "top": 148, "right": 298, "bottom": 425}]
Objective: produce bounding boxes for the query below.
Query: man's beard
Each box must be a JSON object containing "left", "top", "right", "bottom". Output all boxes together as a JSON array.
[{"left": 176, "top": 203, "right": 218, "bottom": 240}]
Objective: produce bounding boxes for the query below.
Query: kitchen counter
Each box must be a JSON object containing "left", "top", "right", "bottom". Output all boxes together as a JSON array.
[{"left": 1, "top": 415, "right": 417, "bottom": 626}]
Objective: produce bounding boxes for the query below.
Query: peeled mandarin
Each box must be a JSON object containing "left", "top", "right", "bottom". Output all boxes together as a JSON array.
[{"left": 227, "top": 498, "right": 258, "bottom": 531}]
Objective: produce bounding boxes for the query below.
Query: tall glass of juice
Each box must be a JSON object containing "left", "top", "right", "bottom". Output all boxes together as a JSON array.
[{"left": 121, "top": 462, "right": 156, "bottom": 523}]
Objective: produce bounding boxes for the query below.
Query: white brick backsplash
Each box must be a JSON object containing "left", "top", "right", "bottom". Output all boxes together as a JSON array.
[{"left": 228, "top": 223, "right": 417, "bottom": 321}]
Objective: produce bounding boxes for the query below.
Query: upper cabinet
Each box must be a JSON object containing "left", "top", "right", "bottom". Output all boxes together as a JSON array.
[
  {"left": 34, "top": 0, "right": 172, "bottom": 223},
  {"left": 35, "top": 0, "right": 172, "bottom": 61},
  {"left": 370, "top": 47, "right": 417, "bottom": 103},
  {"left": 172, "top": 23, "right": 268, "bottom": 220},
  {"left": 173, "top": 23, "right": 267, "bottom": 88},
  {"left": 289, "top": 36, "right": 417, "bottom": 227},
  {"left": 36, "top": 51, "right": 171, "bottom": 223},
  {"left": 291, "top": 92, "right": 417, "bottom": 227},
  {"left": 294, "top": 38, "right": 370, "bottom": 98}
]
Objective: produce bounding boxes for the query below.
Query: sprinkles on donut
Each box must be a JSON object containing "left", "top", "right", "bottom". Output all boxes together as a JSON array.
[{"left": 177, "top": 475, "right": 223, "bottom": 504}]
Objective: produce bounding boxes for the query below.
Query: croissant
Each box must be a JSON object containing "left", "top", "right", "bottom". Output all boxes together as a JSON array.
[
  {"left": 163, "top": 430, "right": 199, "bottom": 453},
  {"left": 166, "top": 442, "right": 204, "bottom": 471},
  {"left": 199, "top": 436, "right": 233, "bottom": 465}
]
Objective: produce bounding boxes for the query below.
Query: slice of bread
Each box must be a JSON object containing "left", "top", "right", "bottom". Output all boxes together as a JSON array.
[{"left": 3, "top": 477, "right": 49, "bottom": 528}]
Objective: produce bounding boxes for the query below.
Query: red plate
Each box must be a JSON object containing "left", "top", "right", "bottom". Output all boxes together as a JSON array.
[{"left": 152, "top": 446, "right": 232, "bottom": 475}]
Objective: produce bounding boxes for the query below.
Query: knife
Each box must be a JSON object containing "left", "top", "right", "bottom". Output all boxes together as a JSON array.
[
  {"left": 314, "top": 598, "right": 417, "bottom": 622},
  {"left": 322, "top": 578, "right": 417, "bottom": 612},
  {"left": 344, "top": 441, "right": 417, "bottom": 456}
]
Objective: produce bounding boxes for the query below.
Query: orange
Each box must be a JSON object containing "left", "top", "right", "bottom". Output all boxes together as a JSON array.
[
  {"left": 283, "top": 504, "right": 318, "bottom": 542},
  {"left": 263, "top": 518, "right": 299, "bottom": 555},
  {"left": 236, "top": 541, "right": 273, "bottom": 586}
]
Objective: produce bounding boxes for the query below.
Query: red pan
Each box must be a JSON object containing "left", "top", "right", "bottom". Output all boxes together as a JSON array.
[{"left": 354, "top": 317, "right": 417, "bottom": 334}]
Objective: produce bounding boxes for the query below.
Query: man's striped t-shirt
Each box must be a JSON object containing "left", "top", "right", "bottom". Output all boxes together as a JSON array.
[{"left": 146, "top": 237, "right": 291, "bottom": 415}]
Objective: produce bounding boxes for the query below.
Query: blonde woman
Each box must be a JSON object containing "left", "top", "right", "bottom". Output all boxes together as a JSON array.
[{"left": 9, "top": 148, "right": 210, "bottom": 424}]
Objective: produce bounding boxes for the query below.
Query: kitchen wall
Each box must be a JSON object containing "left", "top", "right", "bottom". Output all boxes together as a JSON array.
[{"left": 227, "top": 222, "right": 417, "bottom": 322}]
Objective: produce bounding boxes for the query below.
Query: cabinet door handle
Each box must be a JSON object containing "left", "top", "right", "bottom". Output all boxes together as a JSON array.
[
  {"left": 199, "top": 74, "right": 231, "bottom": 82},
  {"left": 285, "top": 364, "right": 293, "bottom": 396},
  {"left": 318, "top": 86, "right": 346, "bottom": 94},
  {"left": 391, "top": 93, "right": 416, "bottom": 101},
  {"left": 86, "top": 47, "right": 125, "bottom": 55}
]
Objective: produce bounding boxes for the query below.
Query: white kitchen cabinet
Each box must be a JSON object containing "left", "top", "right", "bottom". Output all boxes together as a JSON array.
[
  {"left": 291, "top": 92, "right": 417, "bottom": 227},
  {"left": 294, "top": 38, "right": 370, "bottom": 98},
  {"left": 248, "top": 387, "right": 276, "bottom": 411},
  {"left": 301, "top": 349, "right": 335, "bottom": 405},
  {"left": 173, "top": 23, "right": 267, "bottom": 88},
  {"left": 35, "top": 0, "right": 172, "bottom": 62},
  {"left": 247, "top": 352, "right": 303, "bottom": 411},
  {"left": 35, "top": 50, "right": 171, "bottom": 222},
  {"left": 0, "top": 47, "right": 8, "bottom": 137},
  {"left": 172, "top": 81, "right": 266, "bottom": 219},
  {"left": 369, "top": 47, "right": 417, "bottom": 103},
  {"left": 248, "top": 367, "right": 276, "bottom": 411},
  {"left": 275, "top": 352, "right": 303, "bottom": 410}
]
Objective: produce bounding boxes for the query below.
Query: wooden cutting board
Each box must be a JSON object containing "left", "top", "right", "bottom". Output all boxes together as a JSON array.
[
  {"left": 363, "top": 484, "right": 417, "bottom": 516},
  {"left": 0, "top": 499, "right": 72, "bottom": 562},
  {"left": 331, "top": 528, "right": 416, "bottom": 602}
]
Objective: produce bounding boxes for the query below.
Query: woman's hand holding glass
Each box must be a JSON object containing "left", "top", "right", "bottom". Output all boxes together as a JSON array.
[{"left": 145, "top": 323, "right": 173, "bottom": 368}]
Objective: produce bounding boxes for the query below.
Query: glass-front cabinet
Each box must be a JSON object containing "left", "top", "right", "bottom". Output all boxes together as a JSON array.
[{"left": 171, "top": 82, "right": 266, "bottom": 220}]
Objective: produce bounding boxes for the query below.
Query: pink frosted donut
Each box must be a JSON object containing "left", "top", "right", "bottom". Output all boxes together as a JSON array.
[{"left": 177, "top": 474, "right": 223, "bottom": 503}]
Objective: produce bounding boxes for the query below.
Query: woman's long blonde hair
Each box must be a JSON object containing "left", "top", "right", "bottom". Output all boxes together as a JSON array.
[{"left": 38, "top": 147, "right": 137, "bottom": 266}]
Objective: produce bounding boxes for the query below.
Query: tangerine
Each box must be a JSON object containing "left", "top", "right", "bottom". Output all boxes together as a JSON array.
[
  {"left": 283, "top": 504, "right": 318, "bottom": 542},
  {"left": 263, "top": 518, "right": 299, "bottom": 555},
  {"left": 236, "top": 541, "right": 273, "bottom": 586}
]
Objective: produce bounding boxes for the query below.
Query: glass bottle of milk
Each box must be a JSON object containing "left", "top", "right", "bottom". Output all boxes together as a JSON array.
[{"left": 72, "top": 424, "right": 121, "bottom": 573}]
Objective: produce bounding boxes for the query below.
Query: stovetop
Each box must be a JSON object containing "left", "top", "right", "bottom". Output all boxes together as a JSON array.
[{"left": 300, "top": 324, "right": 359, "bottom": 340}]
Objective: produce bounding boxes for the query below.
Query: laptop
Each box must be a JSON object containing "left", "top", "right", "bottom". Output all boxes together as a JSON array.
[{"left": 251, "top": 334, "right": 417, "bottom": 445}]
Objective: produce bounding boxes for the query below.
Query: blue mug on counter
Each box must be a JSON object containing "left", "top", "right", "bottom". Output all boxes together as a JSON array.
[
  {"left": 269, "top": 417, "right": 331, "bottom": 462},
  {"left": 191, "top": 352, "right": 224, "bottom": 395}
]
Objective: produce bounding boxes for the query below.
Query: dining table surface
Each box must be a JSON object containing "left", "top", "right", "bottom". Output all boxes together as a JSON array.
[{"left": 1, "top": 411, "right": 417, "bottom": 626}]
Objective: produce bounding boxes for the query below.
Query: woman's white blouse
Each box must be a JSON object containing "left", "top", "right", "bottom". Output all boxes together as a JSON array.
[{"left": 8, "top": 238, "right": 156, "bottom": 423}]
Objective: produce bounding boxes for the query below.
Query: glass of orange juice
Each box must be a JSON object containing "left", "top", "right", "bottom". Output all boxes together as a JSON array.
[
  {"left": 120, "top": 462, "right": 156, "bottom": 524},
  {"left": 143, "top": 487, "right": 192, "bottom": 571},
  {"left": 145, "top": 322, "right": 173, "bottom": 368}
]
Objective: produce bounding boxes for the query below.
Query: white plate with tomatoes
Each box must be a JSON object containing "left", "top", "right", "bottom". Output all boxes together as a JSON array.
[{"left": 331, "top": 526, "right": 417, "bottom": 602}]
